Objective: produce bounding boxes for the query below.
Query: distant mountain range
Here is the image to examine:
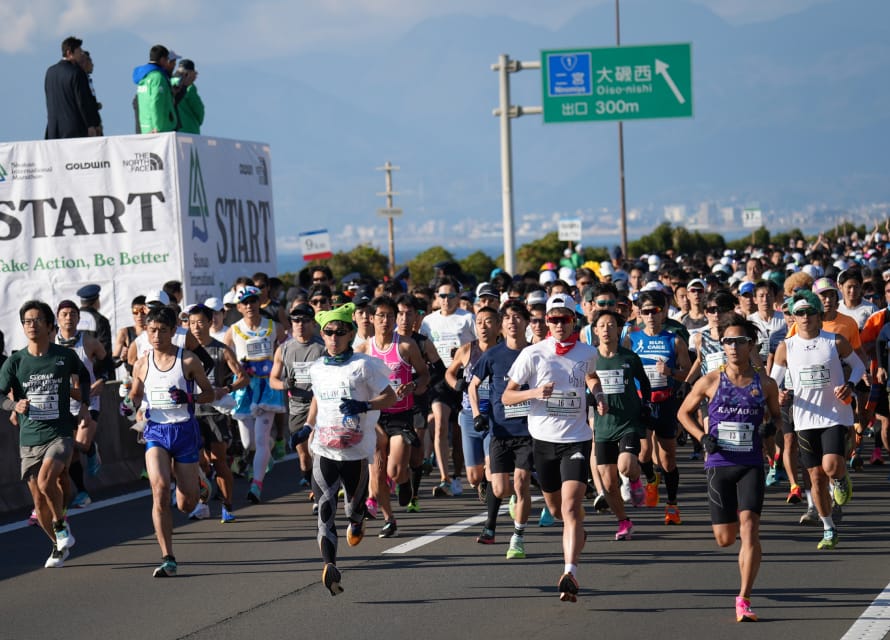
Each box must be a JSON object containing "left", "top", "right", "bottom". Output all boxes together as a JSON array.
[{"left": 3, "top": 0, "right": 888, "bottom": 250}]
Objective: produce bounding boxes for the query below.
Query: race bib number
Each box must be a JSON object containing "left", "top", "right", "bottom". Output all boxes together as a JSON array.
[
  {"left": 643, "top": 364, "right": 668, "bottom": 388},
  {"left": 148, "top": 387, "right": 180, "bottom": 410},
  {"left": 504, "top": 401, "right": 530, "bottom": 419},
  {"left": 545, "top": 391, "right": 582, "bottom": 418},
  {"left": 29, "top": 391, "right": 61, "bottom": 421},
  {"left": 292, "top": 361, "right": 312, "bottom": 385},
  {"left": 704, "top": 351, "right": 726, "bottom": 374},
  {"left": 599, "top": 369, "right": 625, "bottom": 395},
  {"left": 246, "top": 336, "right": 273, "bottom": 360},
  {"left": 799, "top": 364, "right": 830, "bottom": 389},
  {"left": 716, "top": 421, "right": 754, "bottom": 452},
  {"left": 434, "top": 333, "right": 460, "bottom": 366},
  {"left": 478, "top": 380, "right": 490, "bottom": 401}
]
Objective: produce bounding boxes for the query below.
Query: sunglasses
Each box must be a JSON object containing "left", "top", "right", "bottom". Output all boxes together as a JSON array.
[
  {"left": 546, "top": 316, "right": 573, "bottom": 325},
  {"left": 793, "top": 309, "right": 818, "bottom": 317},
  {"left": 310, "top": 298, "right": 329, "bottom": 305},
  {"left": 720, "top": 336, "right": 751, "bottom": 346},
  {"left": 438, "top": 292, "right": 457, "bottom": 299},
  {"left": 322, "top": 327, "right": 350, "bottom": 337},
  {"left": 594, "top": 299, "right": 616, "bottom": 307},
  {"left": 865, "top": 293, "right": 880, "bottom": 300},
  {"left": 639, "top": 307, "right": 662, "bottom": 316},
  {"left": 291, "top": 316, "right": 312, "bottom": 323},
  {"left": 529, "top": 318, "right": 547, "bottom": 325}
]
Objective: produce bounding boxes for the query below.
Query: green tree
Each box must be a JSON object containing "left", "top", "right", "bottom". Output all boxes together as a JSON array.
[
  {"left": 516, "top": 232, "right": 563, "bottom": 274},
  {"left": 460, "top": 251, "right": 498, "bottom": 284},
  {"left": 302, "top": 244, "right": 389, "bottom": 285},
  {"left": 408, "top": 246, "right": 455, "bottom": 287}
]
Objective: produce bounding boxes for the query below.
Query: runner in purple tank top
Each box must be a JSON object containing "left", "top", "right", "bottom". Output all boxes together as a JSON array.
[{"left": 679, "top": 316, "right": 783, "bottom": 623}]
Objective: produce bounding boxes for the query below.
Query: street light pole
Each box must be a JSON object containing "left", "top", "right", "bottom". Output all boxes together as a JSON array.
[{"left": 491, "top": 55, "right": 541, "bottom": 275}]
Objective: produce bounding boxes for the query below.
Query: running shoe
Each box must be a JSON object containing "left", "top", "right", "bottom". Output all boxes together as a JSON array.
[
  {"left": 246, "top": 481, "right": 261, "bottom": 504},
  {"left": 817, "top": 527, "right": 838, "bottom": 550},
  {"left": 337, "top": 487, "right": 345, "bottom": 499},
  {"left": 476, "top": 481, "right": 487, "bottom": 503},
  {"left": 420, "top": 457, "right": 433, "bottom": 476},
  {"left": 799, "top": 505, "right": 820, "bottom": 526},
  {"left": 593, "top": 493, "right": 609, "bottom": 513},
  {"left": 398, "top": 481, "right": 413, "bottom": 507},
  {"left": 850, "top": 454, "right": 864, "bottom": 471},
  {"left": 70, "top": 491, "right": 92, "bottom": 509},
  {"left": 620, "top": 475, "right": 632, "bottom": 504},
  {"left": 786, "top": 484, "right": 803, "bottom": 504},
  {"left": 322, "top": 563, "right": 343, "bottom": 596},
  {"left": 765, "top": 464, "right": 778, "bottom": 487},
  {"left": 298, "top": 477, "right": 311, "bottom": 490},
  {"left": 775, "top": 467, "right": 788, "bottom": 484},
  {"left": 272, "top": 439, "right": 286, "bottom": 460},
  {"left": 645, "top": 474, "right": 660, "bottom": 507},
  {"left": 407, "top": 497, "right": 420, "bottom": 513},
  {"left": 870, "top": 447, "right": 884, "bottom": 465},
  {"left": 220, "top": 507, "right": 236, "bottom": 524},
  {"left": 558, "top": 572, "right": 579, "bottom": 603},
  {"left": 198, "top": 470, "right": 211, "bottom": 503},
  {"left": 346, "top": 519, "right": 365, "bottom": 547},
  {"left": 584, "top": 482, "right": 596, "bottom": 499},
  {"left": 735, "top": 596, "right": 758, "bottom": 622},
  {"left": 508, "top": 494, "right": 516, "bottom": 520},
  {"left": 451, "top": 477, "right": 464, "bottom": 496},
  {"left": 433, "top": 481, "right": 452, "bottom": 498},
  {"left": 476, "top": 528, "right": 495, "bottom": 544},
  {"left": 44, "top": 545, "right": 69, "bottom": 569},
  {"left": 365, "top": 497, "right": 379, "bottom": 520},
  {"left": 28, "top": 510, "right": 39, "bottom": 526},
  {"left": 538, "top": 506, "right": 555, "bottom": 527},
  {"left": 664, "top": 504, "right": 682, "bottom": 525},
  {"left": 312, "top": 502, "right": 319, "bottom": 516},
  {"left": 615, "top": 518, "right": 634, "bottom": 541},
  {"left": 629, "top": 478, "right": 645, "bottom": 507},
  {"left": 55, "top": 525, "right": 75, "bottom": 551},
  {"left": 153, "top": 558, "right": 178, "bottom": 577},
  {"left": 832, "top": 475, "right": 852, "bottom": 506},
  {"left": 506, "top": 534, "right": 526, "bottom": 559},
  {"left": 379, "top": 520, "right": 398, "bottom": 538},
  {"left": 86, "top": 444, "right": 102, "bottom": 477},
  {"left": 188, "top": 502, "right": 210, "bottom": 520}
]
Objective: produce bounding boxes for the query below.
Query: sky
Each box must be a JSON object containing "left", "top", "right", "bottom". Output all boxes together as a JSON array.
[{"left": 0, "top": 0, "right": 832, "bottom": 57}]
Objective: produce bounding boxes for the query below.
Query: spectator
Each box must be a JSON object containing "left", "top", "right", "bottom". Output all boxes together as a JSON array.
[
  {"left": 44, "top": 36, "right": 101, "bottom": 139},
  {"left": 172, "top": 59, "right": 204, "bottom": 134},
  {"left": 133, "top": 44, "right": 179, "bottom": 134}
]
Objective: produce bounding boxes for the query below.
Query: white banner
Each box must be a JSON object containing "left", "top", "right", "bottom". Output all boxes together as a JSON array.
[{"left": 0, "top": 133, "right": 275, "bottom": 351}]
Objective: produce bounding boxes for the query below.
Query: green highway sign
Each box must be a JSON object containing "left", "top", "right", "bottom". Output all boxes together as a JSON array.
[{"left": 542, "top": 43, "right": 692, "bottom": 123}]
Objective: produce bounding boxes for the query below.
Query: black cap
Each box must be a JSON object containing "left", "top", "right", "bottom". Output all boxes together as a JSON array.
[
  {"left": 477, "top": 284, "right": 498, "bottom": 299},
  {"left": 76, "top": 284, "right": 100, "bottom": 301},
  {"left": 289, "top": 303, "right": 314, "bottom": 319},
  {"left": 353, "top": 287, "right": 374, "bottom": 307},
  {"left": 178, "top": 58, "right": 195, "bottom": 72}
]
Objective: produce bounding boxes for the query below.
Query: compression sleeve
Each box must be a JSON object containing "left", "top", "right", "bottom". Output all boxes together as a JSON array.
[
  {"left": 842, "top": 350, "right": 866, "bottom": 384},
  {"left": 770, "top": 364, "right": 787, "bottom": 388}
]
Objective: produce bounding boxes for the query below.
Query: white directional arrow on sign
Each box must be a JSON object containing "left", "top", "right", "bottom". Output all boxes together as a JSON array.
[{"left": 655, "top": 59, "right": 686, "bottom": 105}]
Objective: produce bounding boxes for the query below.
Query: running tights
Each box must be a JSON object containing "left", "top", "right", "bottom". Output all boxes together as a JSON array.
[
  {"left": 237, "top": 413, "right": 275, "bottom": 483},
  {"left": 312, "top": 456, "right": 369, "bottom": 565}
]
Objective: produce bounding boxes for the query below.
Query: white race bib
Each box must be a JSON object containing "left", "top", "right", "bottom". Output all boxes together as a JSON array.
[
  {"left": 503, "top": 401, "right": 530, "bottom": 419},
  {"left": 799, "top": 364, "right": 830, "bottom": 389},
  {"left": 599, "top": 369, "right": 625, "bottom": 395},
  {"left": 545, "top": 391, "right": 583, "bottom": 418},
  {"left": 716, "top": 421, "right": 754, "bottom": 452}
]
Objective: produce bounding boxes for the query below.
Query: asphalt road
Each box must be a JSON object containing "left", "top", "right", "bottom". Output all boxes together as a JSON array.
[{"left": 2, "top": 446, "right": 889, "bottom": 640}]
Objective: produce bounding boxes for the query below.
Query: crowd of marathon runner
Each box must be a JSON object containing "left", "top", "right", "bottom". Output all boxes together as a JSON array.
[{"left": 6, "top": 228, "right": 890, "bottom": 618}]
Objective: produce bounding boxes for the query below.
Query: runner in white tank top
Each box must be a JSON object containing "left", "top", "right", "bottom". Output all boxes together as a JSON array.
[{"left": 770, "top": 290, "right": 863, "bottom": 551}]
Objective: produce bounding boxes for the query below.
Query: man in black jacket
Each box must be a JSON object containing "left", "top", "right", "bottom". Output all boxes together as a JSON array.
[{"left": 44, "top": 36, "right": 101, "bottom": 139}]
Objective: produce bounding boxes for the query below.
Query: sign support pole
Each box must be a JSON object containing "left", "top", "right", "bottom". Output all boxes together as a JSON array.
[
  {"left": 615, "top": 0, "right": 629, "bottom": 260},
  {"left": 376, "top": 161, "right": 400, "bottom": 276}
]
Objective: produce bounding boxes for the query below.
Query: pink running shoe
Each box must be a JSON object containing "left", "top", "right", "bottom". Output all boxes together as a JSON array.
[
  {"left": 629, "top": 478, "right": 645, "bottom": 507},
  {"left": 735, "top": 596, "right": 758, "bottom": 622},
  {"left": 365, "top": 497, "right": 379, "bottom": 520},
  {"left": 615, "top": 518, "right": 634, "bottom": 541}
]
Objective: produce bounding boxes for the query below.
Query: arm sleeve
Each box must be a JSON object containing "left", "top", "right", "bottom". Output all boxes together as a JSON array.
[
  {"left": 842, "top": 350, "right": 866, "bottom": 384},
  {"left": 770, "top": 364, "right": 787, "bottom": 388}
]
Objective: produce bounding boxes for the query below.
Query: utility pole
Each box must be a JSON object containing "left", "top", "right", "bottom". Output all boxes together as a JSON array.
[
  {"left": 616, "top": 0, "right": 629, "bottom": 259},
  {"left": 376, "top": 161, "right": 400, "bottom": 277},
  {"left": 491, "top": 54, "right": 541, "bottom": 275}
]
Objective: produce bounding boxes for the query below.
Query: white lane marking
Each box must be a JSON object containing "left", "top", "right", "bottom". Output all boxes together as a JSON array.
[
  {"left": 383, "top": 496, "right": 542, "bottom": 555},
  {"left": 0, "top": 453, "right": 300, "bottom": 536},
  {"left": 0, "top": 489, "right": 153, "bottom": 535},
  {"left": 841, "top": 583, "right": 890, "bottom": 640}
]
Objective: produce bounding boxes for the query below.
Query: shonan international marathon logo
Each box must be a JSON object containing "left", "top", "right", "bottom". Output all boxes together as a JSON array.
[
  {"left": 189, "top": 148, "right": 209, "bottom": 242},
  {"left": 122, "top": 152, "right": 164, "bottom": 172}
]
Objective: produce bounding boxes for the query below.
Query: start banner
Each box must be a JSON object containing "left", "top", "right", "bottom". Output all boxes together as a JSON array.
[{"left": 0, "top": 133, "right": 275, "bottom": 351}]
